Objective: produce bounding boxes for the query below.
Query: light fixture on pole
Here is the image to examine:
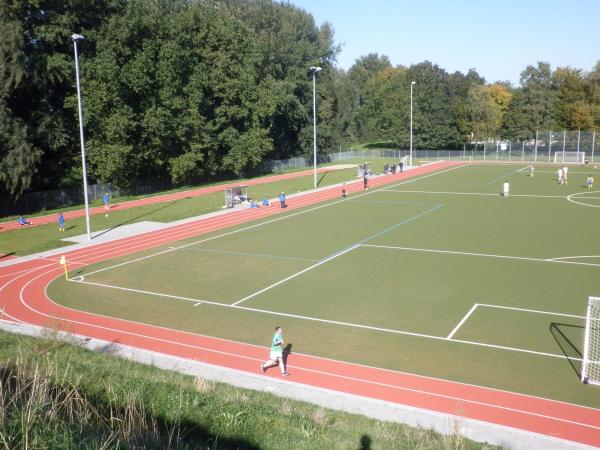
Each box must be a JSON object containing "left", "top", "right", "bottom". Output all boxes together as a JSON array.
[
  {"left": 309, "top": 66, "right": 322, "bottom": 189},
  {"left": 72, "top": 33, "right": 92, "bottom": 241},
  {"left": 410, "top": 81, "right": 416, "bottom": 167}
]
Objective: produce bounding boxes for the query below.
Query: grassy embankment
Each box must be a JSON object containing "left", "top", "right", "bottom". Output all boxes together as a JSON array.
[{"left": 0, "top": 330, "right": 500, "bottom": 449}]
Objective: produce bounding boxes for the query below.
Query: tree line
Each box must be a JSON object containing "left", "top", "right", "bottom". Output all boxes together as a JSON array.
[{"left": 1, "top": 0, "right": 599, "bottom": 202}]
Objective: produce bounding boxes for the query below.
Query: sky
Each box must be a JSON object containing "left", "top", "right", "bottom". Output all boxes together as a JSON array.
[{"left": 288, "top": 0, "right": 600, "bottom": 86}]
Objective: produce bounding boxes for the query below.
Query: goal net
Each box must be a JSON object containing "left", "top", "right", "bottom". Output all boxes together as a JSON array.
[
  {"left": 554, "top": 151, "right": 585, "bottom": 164},
  {"left": 581, "top": 296, "right": 600, "bottom": 385}
]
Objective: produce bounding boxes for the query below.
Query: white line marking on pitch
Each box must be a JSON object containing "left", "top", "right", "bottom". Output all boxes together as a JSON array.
[
  {"left": 70, "top": 278, "right": 582, "bottom": 362},
  {"left": 361, "top": 244, "right": 600, "bottom": 268},
  {"left": 447, "top": 304, "right": 479, "bottom": 339},
  {"left": 230, "top": 244, "right": 360, "bottom": 306},
  {"left": 382, "top": 190, "right": 565, "bottom": 199},
  {"left": 478, "top": 304, "right": 585, "bottom": 319},
  {"left": 82, "top": 164, "right": 465, "bottom": 279},
  {"left": 230, "top": 203, "right": 443, "bottom": 306},
  {"left": 547, "top": 255, "right": 600, "bottom": 261}
]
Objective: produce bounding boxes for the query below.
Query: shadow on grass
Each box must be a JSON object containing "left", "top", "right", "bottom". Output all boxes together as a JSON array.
[
  {"left": 0, "top": 364, "right": 261, "bottom": 450},
  {"left": 92, "top": 200, "right": 179, "bottom": 240},
  {"left": 0, "top": 252, "right": 16, "bottom": 259},
  {"left": 550, "top": 322, "right": 584, "bottom": 379},
  {"left": 317, "top": 171, "right": 328, "bottom": 187},
  {"left": 359, "top": 434, "right": 372, "bottom": 449}
]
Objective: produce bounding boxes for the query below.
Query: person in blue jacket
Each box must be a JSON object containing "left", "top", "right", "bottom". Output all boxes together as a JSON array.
[
  {"left": 278, "top": 192, "right": 286, "bottom": 208},
  {"left": 58, "top": 211, "right": 65, "bottom": 231}
]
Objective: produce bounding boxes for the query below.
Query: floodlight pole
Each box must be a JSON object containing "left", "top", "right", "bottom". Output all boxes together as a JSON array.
[
  {"left": 410, "top": 81, "right": 416, "bottom": 167},
  {"left": 72, "top": 33, "right": 91, "bottom": 241},
  {"left": 310, "top": 66, "right": 322, "bottom": 189}
]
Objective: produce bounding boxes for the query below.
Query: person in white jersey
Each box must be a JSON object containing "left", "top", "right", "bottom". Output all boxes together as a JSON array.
[{"left": 503, "top": 180, "right": 510, "bottom": 198}]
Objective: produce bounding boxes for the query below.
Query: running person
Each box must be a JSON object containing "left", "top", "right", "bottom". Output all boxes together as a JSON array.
[
  {"left": 529, "top": 165, "right": 535, "bottom": 177},
  {"left": 278, "top": 192, "right": 286, "bottom": 208},
  {"left": 503, "top": 180, "right": 510, "bottom": 198},
  {"left": 587, "top": 175, "right": 594, "bottom": 190},
  {"left": 341, "top": 183, "right": 347, "bottom": 198},
  {"left": 557, "top": 168, "right": 564, "bottom": 185},
  {"left": 261, "top": 326, "right": 289, "bottom": 376},
  {"left": 562, "top": 166, "right": 568, "bottom": 186}
]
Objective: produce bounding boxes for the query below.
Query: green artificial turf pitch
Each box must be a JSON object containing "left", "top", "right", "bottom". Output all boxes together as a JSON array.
[{"left": 48, "top": 163, "right": 600, "bottom": 408}]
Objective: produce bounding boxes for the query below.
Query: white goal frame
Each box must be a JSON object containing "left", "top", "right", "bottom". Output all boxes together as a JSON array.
[
  {"left": 554, "top": 151, "right": 585, "bottom": 164},
  {"left": 581, "top": 296, "right": 600, "bottom": 385}
]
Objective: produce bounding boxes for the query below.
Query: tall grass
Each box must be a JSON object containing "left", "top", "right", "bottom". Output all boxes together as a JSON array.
[{"left": 0, "top": 331, "right": 502, "bottom": 449}]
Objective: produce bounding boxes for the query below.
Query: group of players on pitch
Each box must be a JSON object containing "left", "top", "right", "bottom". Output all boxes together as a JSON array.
[{"left": 526, "top": 165, "right": 594, "bottom": 189}]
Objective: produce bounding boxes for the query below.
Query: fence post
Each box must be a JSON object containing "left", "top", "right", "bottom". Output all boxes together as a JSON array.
[
  {"left": 534, "top": 131, "right": 538, "bottom": 162},
  {"left": 592, "top": 130, "right": 596, "bottom": 163},
  {"left": 562, "top": 130, "right": 566, "bottom": 163},
  {"left": 508, "top": 140, "right": 511, "bottom": 162},
  {"left": 577, "top": 129, "right": 581, "bottom": 161},
  {"left": 548, "top": 131, "right": 552, "bottom": 162}
]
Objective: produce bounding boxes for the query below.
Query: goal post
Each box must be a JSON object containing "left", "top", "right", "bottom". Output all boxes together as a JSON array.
[
  {"left": 554, "top": 151, "right": 585, "bottom": 164},
  {"left": 581, "top": 296, "right": 600, "bottom": 385}
]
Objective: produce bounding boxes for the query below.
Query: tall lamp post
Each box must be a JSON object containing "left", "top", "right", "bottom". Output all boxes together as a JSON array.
[
  {"left": 410, "top": 81, "right": 416, "bottom": 167},
  {"left": 72, "top": 33, "right": 91, "bottom": 241},
  {"left": 309, "top": 66, "right": 322, "bottom": 189}
]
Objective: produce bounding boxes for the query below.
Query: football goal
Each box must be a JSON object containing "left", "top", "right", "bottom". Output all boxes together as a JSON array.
[
  {"left": 581, "top": 296, "right": 600, "bottom": 385},
  {"left": 554, "top": 151, "right": 585, "bottom": 164}
]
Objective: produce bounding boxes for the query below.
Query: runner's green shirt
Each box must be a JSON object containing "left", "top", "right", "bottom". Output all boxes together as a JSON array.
[{"left": 271, "top": 332, "right": 283, "bottom": 352}]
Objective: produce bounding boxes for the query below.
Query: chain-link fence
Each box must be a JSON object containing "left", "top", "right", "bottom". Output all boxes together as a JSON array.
[{"left": 3, "top": 130, "right": 596, "bottom": 217}]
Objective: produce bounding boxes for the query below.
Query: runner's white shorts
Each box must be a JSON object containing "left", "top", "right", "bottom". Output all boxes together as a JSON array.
[{"left": 269, "top": 351, "right": 283, "bottom": 360}]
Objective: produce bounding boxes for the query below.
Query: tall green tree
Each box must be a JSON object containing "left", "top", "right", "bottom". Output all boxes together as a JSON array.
[
  {"left": 553, "top": 66, "right": 591, "bottom": 130},
  {"left": 0, "top": 6, "right": 41, "bottom": 199}
]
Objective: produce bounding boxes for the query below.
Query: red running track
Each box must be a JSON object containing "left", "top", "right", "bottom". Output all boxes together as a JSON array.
[
  {"left": 1, "top": 161, "right": 599, "bottom": 448},
  {"left": 0, "top": 166, "right": 342, "bottom": 232}
]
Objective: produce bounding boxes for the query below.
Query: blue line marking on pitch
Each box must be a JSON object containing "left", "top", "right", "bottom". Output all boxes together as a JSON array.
[
  {"left": 324, "top": 203, "right": 444, "bottom": 260},
  {"left": 485, "top": 166, "right": 527, "bottom": 186},
  {"left": 175, "top": 247, "right": 318, "bottom": 263}
]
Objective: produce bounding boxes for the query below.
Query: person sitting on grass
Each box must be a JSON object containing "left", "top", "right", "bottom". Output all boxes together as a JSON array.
[
  {"left": 18, "top": 216, "right": 31, "bottom": 226},
  {"left": 262, "top": 198, "right": 270, "bottom": 206}
]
